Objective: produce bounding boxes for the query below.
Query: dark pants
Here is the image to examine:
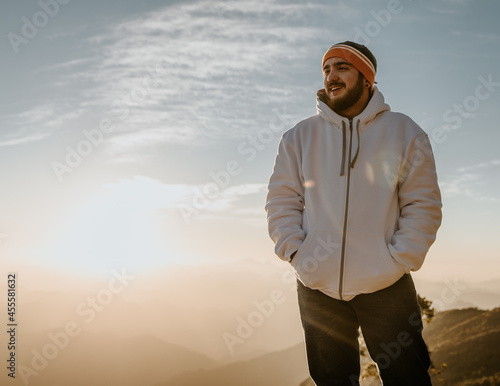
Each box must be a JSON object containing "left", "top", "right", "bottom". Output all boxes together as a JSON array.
[{"left": 297, "top": 274, "right": 432, "bottom": 386}]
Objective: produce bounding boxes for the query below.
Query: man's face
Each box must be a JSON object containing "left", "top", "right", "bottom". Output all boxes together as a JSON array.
[{"left": 322, "top": 57, "right": 365, "bottom": 115}]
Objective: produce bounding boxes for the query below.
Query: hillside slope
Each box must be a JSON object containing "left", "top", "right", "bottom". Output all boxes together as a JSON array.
[
  {"left": 160, "top": 343, "right": 309, "bottom": 386},
  {"left": 424, "top": 308, "right": 500, "bottom": 385}
]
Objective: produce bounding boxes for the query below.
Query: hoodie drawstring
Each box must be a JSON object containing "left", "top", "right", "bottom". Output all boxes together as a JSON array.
[
  {"left": 349, "top": 120, "right": 360, "bottom": 169},
  {"left": 340, "top": 121, "right": 346, "bottom": 176},
  {"left": 339, "top": 120, "right": 360, "bottom": 176}
]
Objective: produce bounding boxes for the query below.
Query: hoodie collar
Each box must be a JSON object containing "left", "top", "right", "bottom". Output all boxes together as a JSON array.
[
  {"left": 316, "top": 86, "right": 390, "bottom": 131},
  {"left": 316, "top": 86, "right": 390, "bottom": 176}
]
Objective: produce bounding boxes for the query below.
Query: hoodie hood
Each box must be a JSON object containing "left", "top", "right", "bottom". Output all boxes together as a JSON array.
[
  {"left": 316, "top": 86, "right": 391, "bottom": 175},
  {"left": 316, "top": 86, "right": 390, "bottom": 130}
]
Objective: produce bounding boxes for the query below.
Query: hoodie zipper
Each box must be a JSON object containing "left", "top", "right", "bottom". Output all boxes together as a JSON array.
[{"left": 339, "top": 120, "right": 354, "bottom": 300}]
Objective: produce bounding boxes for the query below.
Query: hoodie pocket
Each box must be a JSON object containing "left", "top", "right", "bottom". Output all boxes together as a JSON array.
[
  {"left": 343, "top": 230, "right": 405, "bottom": 294},
  {"left": 291, "top": 230, "right": 342, "bottom": 290}
]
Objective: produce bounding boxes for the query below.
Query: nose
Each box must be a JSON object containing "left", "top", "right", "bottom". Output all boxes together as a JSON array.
[{"left": 326, "top": 70, "right": 338, "bottom": 83}]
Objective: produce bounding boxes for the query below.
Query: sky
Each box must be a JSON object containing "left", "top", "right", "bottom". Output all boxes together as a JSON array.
[{"left": 1, "top": 0, "right": 500, "bottom": 282}]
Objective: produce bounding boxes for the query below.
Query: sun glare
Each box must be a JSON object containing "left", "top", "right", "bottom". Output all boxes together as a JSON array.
[{"left": 43, "top": 177, "right": 192, "bottom": 272}]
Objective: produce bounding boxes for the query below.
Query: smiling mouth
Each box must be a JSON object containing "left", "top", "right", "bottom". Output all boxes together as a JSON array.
[{"left": 329, "top": 85, "right": 344, "bottom": 94}]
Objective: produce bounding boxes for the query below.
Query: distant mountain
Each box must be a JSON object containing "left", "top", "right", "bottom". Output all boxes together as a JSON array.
[
  {"left": 16, "top": 332, "right": 217, "bottom": 386},
  {"left": 159, "top": 343, "right": 309, "bottom": 386},
  {"left": 424, "top": 307, "right": 500, "bottom": 385},
  {"left": 163, "top": 335, "right": 382, "bottom": 386},
  {"left": 5, "top": 264, "right": 500, "bottom": 385},
  {"left": 197, "top": 307, "right": 500, "bottom": 386},
  {"left": 413, "top": 277, "right": 500, "bottom": 311},
  {"left": 5, "top": 262, "right": 304, "bottom": 363}
]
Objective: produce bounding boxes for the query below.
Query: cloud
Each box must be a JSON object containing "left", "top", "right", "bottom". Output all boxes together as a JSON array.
[
  {"left": 101, "top": 177, "right": 266, "bottom": 213},
  {"left": 456, "top": 159, "right": 500, "bottom": 173},
  {"left": 35, "top": 57, "right": 98, "bottom": 74},
  {"left": 104, "top": 126, "right": 203, "bottom": 157},
  {"left": 440, "top": 160, "right": 500, "bottom": 202},
  {"left": 222, "top": 183, "right": 267, "bottom": 198},
  {"left": 231, "top": 207, "right": 264, "bottom": 215},
  {"left": 451, "top": 30, "right": 500, "bottom": 42},
  {"left": 188, "top": 182, "right": 267, "bottom": 214},
  {"left": 0, "top": 132, "right": 52, "bottom": 147},
  {"left": 0, "top": 103, "right": 86, "bottom": 147},
  {"left": 5, "top": 0, "right": 354, "bottom": 153},
  {"left": 90, "top": 176, "right": 268, "bottom": 229},
  {"left": 440, "top": 0, "right": 473, "bottom": 4},
  {"left": 439, "top": 173, "right": 478, "bottom": 198},
  {"left": 34, "top": 0, "right": 328, "bottom": 155},
  {"left": 101, "top": 176, "right": 194, "bottom": 210}
]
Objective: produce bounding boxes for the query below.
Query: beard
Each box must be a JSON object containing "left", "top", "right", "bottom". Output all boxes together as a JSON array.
[{"left": 326, "top": 74, "right": 365, "bottom": 114}]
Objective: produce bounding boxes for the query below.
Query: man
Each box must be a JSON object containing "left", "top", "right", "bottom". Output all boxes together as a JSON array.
[{"left": 265, "top": 41, "right": 442, "bottom": 385}]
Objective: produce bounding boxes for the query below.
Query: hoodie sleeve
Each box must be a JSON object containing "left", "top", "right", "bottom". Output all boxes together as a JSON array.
[
  {"left": 265, "top": 131, "right": 306, "bottom": 262},
  {"left": 389, "top": 132, "right": 442, "bottom": 272}
]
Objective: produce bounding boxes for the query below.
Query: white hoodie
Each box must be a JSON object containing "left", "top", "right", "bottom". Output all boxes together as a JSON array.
[{"left": 265, "top": 87, "right": 442, "bottom": 301}]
